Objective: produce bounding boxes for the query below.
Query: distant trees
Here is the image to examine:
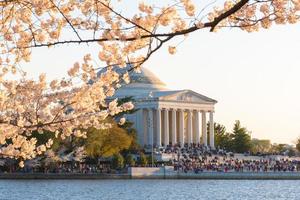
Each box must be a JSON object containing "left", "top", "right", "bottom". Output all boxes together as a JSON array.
[
  {"left": 270, "top": 143, "right": 295, "bottom": 155},
  {"left": 231, "top": 121, "right": 252, "bottom": 153},
  {"left": 139, "top": 152, "right": 148, "bottom": 167},
  {"left": 111, "top": 153, "right": 125, "bottom": 170},
  {"left": 296, "top": 137, "right": 300, "bottom": 152},
  {"left": 125, "top": 154, "right": 135, "bottom": 167},
  {"left": 213, "top": 123, "right": 233, "bottom": 151},
  {"left": 271, "top": 143, "right": 287, "bottom": 154},
  {"left": 211, "top": 121, "right": 300, "bottom": 156},
  {"left": 250, "top": 139, "right": 271, "bottom": 154},
  {"left": 288, "top": 148, "right": 296, "bottom": 157},
  {"left": 213, "top": 120, "right": 252, "bottom": 153}
]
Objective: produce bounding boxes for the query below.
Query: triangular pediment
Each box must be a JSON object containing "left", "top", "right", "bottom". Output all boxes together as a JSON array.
[{"left": 158, "top": 90, "right": 217, "bottom": 104}]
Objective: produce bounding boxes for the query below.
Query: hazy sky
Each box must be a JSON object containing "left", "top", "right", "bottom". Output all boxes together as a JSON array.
[{"left": 21, "top": 21, "right": 300, "bottom": 144}]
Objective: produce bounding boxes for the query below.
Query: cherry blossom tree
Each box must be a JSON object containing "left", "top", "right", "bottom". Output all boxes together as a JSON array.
[{"left": 0, "top": 0, "right": 299, "bottom": 166}]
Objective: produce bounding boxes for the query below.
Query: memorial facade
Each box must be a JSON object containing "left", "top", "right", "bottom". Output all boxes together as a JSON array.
[{"left": 113, "top": 67, "right": 217, "bottom": 149}]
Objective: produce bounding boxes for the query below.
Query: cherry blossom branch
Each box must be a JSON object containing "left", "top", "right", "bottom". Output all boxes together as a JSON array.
[
  {"left": 49, "top": 0, "right": 82, "bottom": 41},
  {"left": 16, "top": 0, "right": 250, "bottom": 49}
]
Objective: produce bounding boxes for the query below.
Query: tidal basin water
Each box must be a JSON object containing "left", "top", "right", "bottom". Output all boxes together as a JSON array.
[{"left": 0, "top": 179, "right": 300, "bottom": 200}]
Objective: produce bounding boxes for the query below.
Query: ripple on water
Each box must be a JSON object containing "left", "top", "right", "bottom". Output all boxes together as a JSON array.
[{"left": 0, "top": 179, "right": 300, "bottom": 200}]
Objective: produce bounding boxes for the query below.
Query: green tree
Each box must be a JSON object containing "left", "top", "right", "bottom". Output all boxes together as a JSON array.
[
  {"left": 125, "top": 154, "right": 135, "bottom": 167},
  {"left": 218, "top": 133, "right": 234, "bottom": 152},
  {"left": 116, "top": 97, "right": 140, "bottom": 153},
  {"left": 139, "top": 152, "right": 148, "bottom": 167},
  {"left": 231, "top": 120, "right": 252, "bottom": 153},
  {"left": 211, "top": 123, "right": 233, "bottom": 151},
  {"left": 296, "top": 137, "right": 300, "bottom": 152},
  {"left": 111, "top": 153, "right": 124, "bottom": 169},
  {"left": 288, "top": 148, "right": 296, "bottom": 157},
  {"left": 119, "top": 120, "right": 140, "bottom": 153},
  {"left": 271, "top": 143, "right": 291, "bottom": 154},
  {"left": 146, "top": 155, "right": 157, "bottom": 166},
  {"left": 30, "top": 130, "right": 55, "bottom": 146},
  {"left": 84, "top": 118, "right": 132, "bottom": 158},
  {"left": 251, "top": 139, "right": 271, "bottom": 154}
]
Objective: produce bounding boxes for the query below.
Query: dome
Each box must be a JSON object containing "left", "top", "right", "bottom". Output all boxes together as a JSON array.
[
  {"left": 97, "top": 66, "right": 167, "bottom": 98},
  {"left": 129, "top": 67, "right": 166, "bottom": 86},
  {"left": 127, "top": 67, "right": 166, "bottom": 89},
  {"left": 114, "top": 67, "right": 168, "bottom": 98}
]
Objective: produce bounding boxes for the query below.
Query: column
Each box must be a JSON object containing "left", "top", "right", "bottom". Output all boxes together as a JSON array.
[
  {"left": 163, "top": 108, "right": 169, "bottom": 147},
  {"left": 209, "top": 111, "right": 215, "bottom": 149},
  {"left": 194, "top": 110, "right": 200, "bottom": 144},
  {"left": 187, "top": 110, "right": 193, "bottom": 145},
  {"left": 201, "top": 111, "right": 207, "bottom": 146},
  {"left": 147, "top": 108, "right": 153, "bottom": 147},
  {"left": 171, "top": 109, "right": 177, "bottom": 145},
  {"left": 156, "top": 108, "right": 162, "bottom": 147},
  {"left": 136, "top": 108, "right": 144, "bottom": 146},
  {"left": 178, "top": 109, "right": 184, "bottom": 147}
]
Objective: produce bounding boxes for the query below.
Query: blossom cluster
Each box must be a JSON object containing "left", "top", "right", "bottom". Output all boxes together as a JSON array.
[
  {"left": 209, "top": 0, "right": 300, "bottom": 32},
  {"left": 0, "top": 56, "right": 133, "bottom": 165}
]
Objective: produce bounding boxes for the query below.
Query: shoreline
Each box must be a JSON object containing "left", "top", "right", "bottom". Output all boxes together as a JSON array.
[{"left": 2, "top": 172, "right": 300, "bottom": 180}]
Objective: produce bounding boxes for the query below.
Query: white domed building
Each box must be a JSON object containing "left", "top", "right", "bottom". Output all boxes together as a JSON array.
[{"left": 114, "top": 67, "right": 217, "bottom": 149}]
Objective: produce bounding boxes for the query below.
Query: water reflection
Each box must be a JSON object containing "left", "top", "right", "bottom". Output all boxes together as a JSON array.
[{"left": 0, "top": 180, "right": 299, "bottom": 200}]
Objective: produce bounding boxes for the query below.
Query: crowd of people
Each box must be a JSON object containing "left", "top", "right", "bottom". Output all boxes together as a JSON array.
[
  {"left": 0, "top": 160, "right": 113, "bottom": 174},
  {"left": 155, "top": 144, "right": 300, "bottom": 173},
  {"left": 1, "top": 143, "right": 300, "bottom": 174},
  {"left": 174, "top": 156, "right": 300, "bottom": 173}
]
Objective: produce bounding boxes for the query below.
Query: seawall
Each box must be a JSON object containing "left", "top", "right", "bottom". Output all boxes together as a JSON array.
[
  {"left": 0, "top": 173, "right": 130, "bottom": 180},
  {"left": 2, "top": 168, "right": 300, "bottom": 180},
  {"left": 129, "top": 167, "right": 300, "bottom": 180}
]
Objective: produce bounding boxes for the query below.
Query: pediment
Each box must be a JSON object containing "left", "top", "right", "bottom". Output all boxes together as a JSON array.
[{"left": 159, "top": 90, "right": 217, "bottom": 104}]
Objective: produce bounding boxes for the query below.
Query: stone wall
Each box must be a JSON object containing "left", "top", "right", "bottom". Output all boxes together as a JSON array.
[
  {"left": 129, "top": 167, "right": 300, "bottom": 180},
  {"left": 2, "top": 169, "right": 300, "bottom": 179}
]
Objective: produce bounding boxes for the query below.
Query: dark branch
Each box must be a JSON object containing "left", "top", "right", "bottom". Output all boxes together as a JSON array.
[
  {"left": 207, "top": 0, "right": 249, "bottom": 31},
  {"left": 49, "top": 0, "right": 82, "bottom": 41}
]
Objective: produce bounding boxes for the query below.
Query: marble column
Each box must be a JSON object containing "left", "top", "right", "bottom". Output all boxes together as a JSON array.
[
  {"left": 187, "top": 110, "right": 193, "bottom": 145},
  {"left": 171, "top": 109, "right": 177, "bottom": 145},
  {"left": 209, "top": 111, "right": 215, "bottom": 149},
  {"left": 163, "top": 108, "right": 169, "bottom": 147},
  {"left": 147, "top": 108, "right": 153, "bottom": 147},
  {"left": 156, "top": 108, "right": 162, "bottom": 147},
  {"left": 178, "top": 109, "right": 184, "bottom": 147},
  {"left": 194, "top": 110, "right": 200, "bottom": 144},
  {"left": 136, "top": 108, "right": 144, "bottom": 146},
  {"left": 201, "top": 111, "right": 207, "bottom": 146}
]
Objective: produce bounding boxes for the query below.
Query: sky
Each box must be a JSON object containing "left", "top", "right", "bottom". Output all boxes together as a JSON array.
[
  {"left": 20, "top": 13, "right": 300, "bottom": 144},
  {"left": 148, "top": 25, "right": 300, "bottom": 145}
]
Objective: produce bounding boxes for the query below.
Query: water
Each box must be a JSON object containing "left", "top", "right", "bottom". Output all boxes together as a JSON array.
[{"left": 0, "top": 179, "right": 299, "bottom": 200}]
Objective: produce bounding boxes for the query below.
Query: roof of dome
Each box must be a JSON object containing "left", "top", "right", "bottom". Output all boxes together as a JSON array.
[
  {"left": 115, "top": 67, "right": 167, "bottom": 98},
  {"left": 97, "top": 66, "right": 167, "bottom": 90},
  {"left": 128, "top": 67, "right": 166, "bottom": 87},
  {"left": 96, "top": 66, "right": 167, "bottom": 98}
]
